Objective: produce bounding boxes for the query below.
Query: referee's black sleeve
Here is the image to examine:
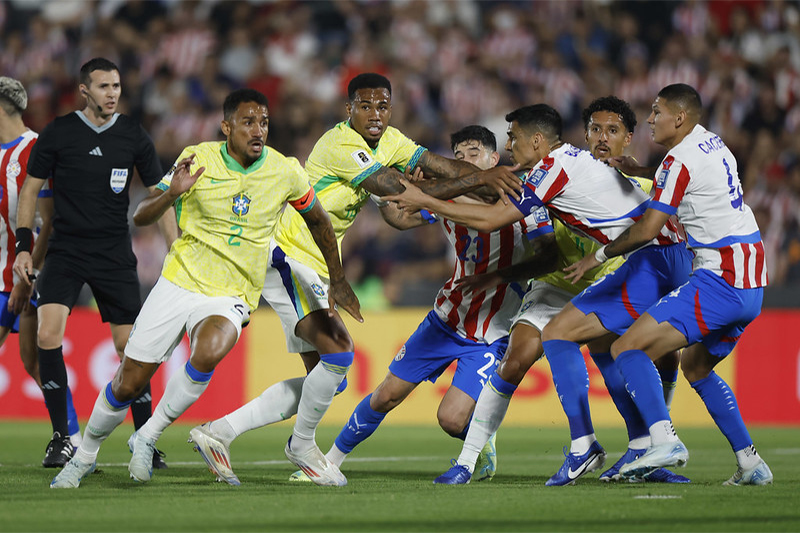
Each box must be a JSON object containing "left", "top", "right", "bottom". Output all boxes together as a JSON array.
[
  {"left": 27, "top": 120, "right": 58, "bottom": 179},
  {"left": 135, "top": 125, "right": 163, "bottom": 187}
]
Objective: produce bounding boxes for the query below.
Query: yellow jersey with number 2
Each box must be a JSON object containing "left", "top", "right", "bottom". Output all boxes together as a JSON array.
[{"left": 157, "top": 141, "right": 314, "bottom": 309}]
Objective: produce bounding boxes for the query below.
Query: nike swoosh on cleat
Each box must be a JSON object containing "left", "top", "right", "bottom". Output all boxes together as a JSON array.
[{"left": 567, "top": 454, "right": 598, "bottom": 479}]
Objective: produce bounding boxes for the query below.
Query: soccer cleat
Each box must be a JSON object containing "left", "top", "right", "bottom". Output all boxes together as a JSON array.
[
  {"left": 473, "top": 433, "right": 497, "bottom": 482},
  {"left": 545, "top": 441, "right": 606, "bottom": 486},
  {"left": 289, "top": 470, "right": 312, "bottom": 482},
  {"left": 42, "top": 431, "right": 75, "bottom": 468},
  {"left": 599, "top": 448, "right": 644, "bottom": 482},
  {"left": 620, "top": 440, "right": 688, "bottom": 480},
  {"left": 284, "top": 437, "right": 347, "bottom": 487},
  {"left": 723, "top": 460, "right": 773, "bottom": 486},
  {"left": 50, "top": 457, "right": 96, "bottom": 489},
  {"left": 646, "top": 468, "right": 691, "bottom": 483},
  {"left": 189, "top": 423, "right": 240, "bottom": 486},
  {"left": 433, "top": 459, "right": 472, "bottom": 485},
  {"left": 127, "top": 431, "right": 156, "bottom": 483},
  {"left": 152, "top": 447, "right": 168, "bottom": 470}
]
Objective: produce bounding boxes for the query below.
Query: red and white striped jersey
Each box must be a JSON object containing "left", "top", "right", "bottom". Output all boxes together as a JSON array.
[
  {"left": 0, "top": 130, "right": 37, "bottom": 292},
  {"left": 434, "top": 209, "right": 552, "bottom": 344},
  {"left": 512, "top": 143, "right": 682, "bottom": 248},
  {"left": 650, "top": 125, "right": 768, "bottom": 289}
]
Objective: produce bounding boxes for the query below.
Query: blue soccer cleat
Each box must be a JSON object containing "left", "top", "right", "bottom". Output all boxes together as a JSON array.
[
  {"left": 433, "top": 459, "right": 472, "bottom": 485},
  {"left": 546, "top": 441, "right": 606, "bottom": 486},
  {"left": 646, "top": 468, "right": 691, "bottom": 483},
  {"left": 620, "top": 440, "right": 688, "bottom": 480},
  {"left": 599, "top": 447, "right": 645, "bottom": 482}
]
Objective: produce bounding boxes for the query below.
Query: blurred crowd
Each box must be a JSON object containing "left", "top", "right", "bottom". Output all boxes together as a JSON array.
[{"left": 2, "top": 0, "right": 800, "bottom": 307}]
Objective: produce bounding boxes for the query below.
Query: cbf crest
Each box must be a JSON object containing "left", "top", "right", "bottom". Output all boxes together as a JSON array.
[{"left": 232, "top": 192, "right": 251, "bottom": 217}]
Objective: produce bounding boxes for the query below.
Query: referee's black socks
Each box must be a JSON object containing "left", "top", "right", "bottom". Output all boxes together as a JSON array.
[
  {"left": 131, "top": 383, "right": 153, "bottom": 430},
  {"left": 38, "top": 346, "right": 69, "bottom": 437}
]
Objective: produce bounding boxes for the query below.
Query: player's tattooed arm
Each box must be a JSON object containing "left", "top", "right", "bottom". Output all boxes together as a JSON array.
[{"left": 300, "top": 201, "right": 363, "bottom": 323}]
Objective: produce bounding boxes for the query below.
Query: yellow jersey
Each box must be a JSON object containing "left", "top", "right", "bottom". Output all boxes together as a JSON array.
[
  {"left": 538, "top": 174, "right": 653, "bottom": 294},
  {"left": 157, "top": 141, "right": 312, "bottom": 309},
  {"left": 274, "top": 121, "right": 427, "bottom": 276}
]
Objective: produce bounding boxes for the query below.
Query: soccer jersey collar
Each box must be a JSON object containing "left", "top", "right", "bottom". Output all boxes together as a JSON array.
[
  {"left": 347, "top": 120, "right": 379, "bottom": 154},
  {"left": 0, "top": 135, "right": 24, "bottom": 150},
  {"left": 75, "top": 110, "right": 120, "bottom": 133},
  {"left": 220, "top": 142, "right": 267, "bottom": 174}
]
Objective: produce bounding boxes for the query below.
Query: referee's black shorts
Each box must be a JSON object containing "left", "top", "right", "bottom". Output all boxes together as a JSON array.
[{"left": 37, "top": 237, "right": 142, "bottom": 325}]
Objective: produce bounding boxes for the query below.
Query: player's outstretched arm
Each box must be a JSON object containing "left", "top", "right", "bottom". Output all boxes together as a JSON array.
[
  {"left": 299, "top": 200, "right": 363, "bottom": 323},
  {"left": 416, "top": 150, "right": 523, "bottom": 203},
  {"left": 456, "top": 233, "right": 559, "bottom": 294},
  {"left": 564, "top": 208, "right": 671, "bottom": 283},
  {"left": 133, "top": 155, "right": 204, "bottom": 227},
  {"left": 13, "top": 175, "right": 47, "bottom": 287},
  {"left": 382, "top": 177, "right": 521, "bottom": 233}
]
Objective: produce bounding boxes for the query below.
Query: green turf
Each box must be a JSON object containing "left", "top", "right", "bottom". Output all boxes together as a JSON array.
[{"left": 1, "top": 421, "right": 798, "bottom": 532}]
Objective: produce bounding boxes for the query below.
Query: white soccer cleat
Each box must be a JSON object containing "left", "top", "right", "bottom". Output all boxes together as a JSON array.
[
  {"left": 128, "top": 431, "right": 156, "bottom": 483},
  {"left": 50, "top": 457, "right": 96, "bottom": 489},
  {"left": 189, "top": 423, "right": 241, "bottom": 486},
  {"left": 288, "top": 470, "right": 312, "bottom": 482},
  {"left": 723, "top": 460, "right": 773, "bottom": 486},
  {"left": 284, "top": 437, "right": 347, "bottom": 487},
  {"left": 474, "top": 432, "right": 497, "bottom": 482},
  {"left": 620, "top": 440, "right": 688, "bottom": 480}
]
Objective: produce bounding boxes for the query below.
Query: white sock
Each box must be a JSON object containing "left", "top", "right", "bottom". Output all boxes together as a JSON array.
[
  {"left": 456, "top": 383, "right": 511, "bottom": 473},
  {"left": 649, "top": 420, "right": 679, "bottom": 445},
  {"left": 628, "top": 436, "right": 651, "bottom": 450},
  {"left": 291, "top": 363, "right": 346, "bottom": 452},
  {"left": 663, "top": 381, "right": 677, "bottom": 410},
  {"left": 140, "top": 366, "right": 211, "bottom": 442},
  {"left": 325, "top": 444, "right": 348, "bottom": 468},
  {"left": 735, "top": 445, "right": 761, "bottom": 470},
  {"left": 570, "top": 434, "right": 597, "bottom": 455},
  {"left": 75, "top": 388, "right": 129, "bottom": 463},
  {"left": 214, "top": 377, "right": 305, "bottom": 447}
]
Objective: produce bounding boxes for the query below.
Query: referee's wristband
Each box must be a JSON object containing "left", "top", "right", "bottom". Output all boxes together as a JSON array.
[
  {"left": 594, "top": 245, "right": 609, "bottom": 264},
  {"left": 15, "top": 227, "right": 33, "bottom": 255}
]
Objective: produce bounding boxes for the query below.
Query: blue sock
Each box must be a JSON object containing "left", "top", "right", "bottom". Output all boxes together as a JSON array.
[
  {"left": 658, "top": 366, "right": 679, "bottom": 389},
  {"left": 591, "top": 352, "right": 648, "bottom": 442},
  {"left": 542, "top": 339, "right": 594, "bottom": 439},
  {"left": 66, "top": 387, "right": 80, "bottom": 436},
  {"left": 615, "top": 350, "right": 670, "bottom": 427},
  {"left": 104, "top": 382, "right": 134, "bottom": 410},
  {"left": 333, "top": 394, "right": 387, "bottom": 454},
  {"left": 690, "top": 372, "right": 752, "bottom": 452}
]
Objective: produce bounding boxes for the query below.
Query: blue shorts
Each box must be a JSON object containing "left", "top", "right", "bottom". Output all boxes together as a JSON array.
[
  {"left": 388, "top": 310, "right": 507, "bottom": 401},
  {"left": 0, "top": 291, "right": 37, "bottom": 333},
  {"left": 647, "top": 269, "right": 763, "bottom": 358},
  {"left": 573, "top": 243, "right": 693, "bottom": 336}
]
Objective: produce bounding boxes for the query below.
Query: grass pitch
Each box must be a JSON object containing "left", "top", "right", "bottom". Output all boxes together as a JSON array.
[{"left": 1, "top": 421, "right": 798, "bottom": 532}]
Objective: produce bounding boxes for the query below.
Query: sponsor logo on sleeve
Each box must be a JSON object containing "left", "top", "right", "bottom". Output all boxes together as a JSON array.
[
  {"left": 528, "top": 168, "right": 549, "bottom": 188},
  {"left": 351, "top": 149, "right": 374, "bottom": 169}
]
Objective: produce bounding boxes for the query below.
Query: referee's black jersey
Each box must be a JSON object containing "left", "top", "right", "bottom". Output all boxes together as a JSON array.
[{"left": 27, "top": 111, "right": 163, "bottom": 241}]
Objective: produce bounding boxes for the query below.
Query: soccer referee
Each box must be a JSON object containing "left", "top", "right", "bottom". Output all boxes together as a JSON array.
[{"left": 13, "top": 57, "right": 178, "bottom": 468}]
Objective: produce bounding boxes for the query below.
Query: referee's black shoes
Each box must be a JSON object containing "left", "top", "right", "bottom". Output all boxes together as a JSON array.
[
  {"left": 153, "top": 447, "right": 168, "bottom": 469},
  {"left": 42, "top": 431, "right": 74, "bottom": 468}
]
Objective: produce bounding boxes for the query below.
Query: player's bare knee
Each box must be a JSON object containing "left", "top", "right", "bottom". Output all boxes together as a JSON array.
[
  {"left": 497, "top": 359, "right": 527, "bottom": 386},
  {"left": 680, "top": 354, "right": 711, "bottom": 383},
  {"left": 36, "top": 328, "right": 63, "bottom": 350},
  {"left": 437, "top": 413, "right": 466, "bottom": 437},
  {"left": 369, "top": 386, "right": 400, "bottom": 413}
]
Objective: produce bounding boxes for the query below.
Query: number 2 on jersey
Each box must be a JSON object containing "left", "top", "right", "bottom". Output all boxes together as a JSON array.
[{"left": 228, "top": 224, "right": 243, "bottom": 246}]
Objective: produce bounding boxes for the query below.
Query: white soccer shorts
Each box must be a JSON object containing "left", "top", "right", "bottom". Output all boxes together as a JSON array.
[
  {"left": 512, "top": 280, "right": 575, "bottom": 333},
  {"left": 124, "top": 276, "right": 250, "bottom": 364}
]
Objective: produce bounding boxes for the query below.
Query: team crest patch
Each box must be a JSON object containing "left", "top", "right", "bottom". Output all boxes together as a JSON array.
[
  {"left": 656, "top": 168, "right": 669, "bottom": 189},
  {"left": 6, "top": 159, "right": 21, "bottom": 180},
  {"left": 110, "top": 168, "right": 128, "bottom": 193},
  {"left": 394, "top": 345, "right": 406, "bottom": 362},
  {"left": 232, "top": 192, "right": 251, "bottom": 216},
  {"left": 533, "top": 206, "right": 549, "bottom": 224},
  {"left": 351, "top": 149, "right": 374, "bottom": 169},
  {"left": 311, "top": 283, "right": 326, "bottom": 298}
]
